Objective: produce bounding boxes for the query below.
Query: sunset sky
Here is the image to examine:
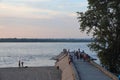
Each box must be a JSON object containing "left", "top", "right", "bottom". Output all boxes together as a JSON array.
[{"left": 0, "top": 0, "right": 89, "bottom": 38}]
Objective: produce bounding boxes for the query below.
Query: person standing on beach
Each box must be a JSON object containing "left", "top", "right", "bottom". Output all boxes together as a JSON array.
[
  {"left": 21, "top": 61, "right": 24, "bottom": 67},
  {"left": 18, "top": 60, "right": 21, "bottom": 68}
]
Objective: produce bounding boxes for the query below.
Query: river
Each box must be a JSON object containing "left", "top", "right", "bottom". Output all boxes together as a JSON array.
[{"left": 0, "top": 42, "right": 99, "bottom": 67}]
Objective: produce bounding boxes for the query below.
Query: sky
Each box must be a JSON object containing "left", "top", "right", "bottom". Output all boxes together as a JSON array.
[{"left": 0, "top": 0, "right": 89, "bottom": 38}]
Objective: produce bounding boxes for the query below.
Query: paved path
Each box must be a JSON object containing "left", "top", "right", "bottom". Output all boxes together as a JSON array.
[
  {"left": 70, "top": 52, "right": 112, "bottom": 80},
  {"left": 0, "top": 67, "right": 61, "bottom": 80},
  {"left": 73, "top": 60, "right": 112, "bottom": 80}
]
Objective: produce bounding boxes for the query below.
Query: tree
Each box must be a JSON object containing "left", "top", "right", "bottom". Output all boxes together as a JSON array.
[{"left": 77, "top": 0, "right": 120, "bottom": 73}]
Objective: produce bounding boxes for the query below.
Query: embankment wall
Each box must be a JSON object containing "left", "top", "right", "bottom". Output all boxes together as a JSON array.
[
  {"left": 90, "top": 61, "right": 118, "bottom": 80},
  {"left": 55, "top": 54, "right": 75, "bottom": 80}
]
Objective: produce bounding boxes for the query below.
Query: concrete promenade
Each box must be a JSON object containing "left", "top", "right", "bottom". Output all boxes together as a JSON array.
[
  {"left": 69, "top": 51, "right": 115, "bottom": 80},
  {"left": 55, "top": 50, "right": 117, "bottom": 80},
  {"left": 73, "top": 59, "right": 112, "bottom": 80}
]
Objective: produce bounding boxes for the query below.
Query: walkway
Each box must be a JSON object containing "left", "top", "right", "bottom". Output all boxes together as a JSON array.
[{"left": 70, "top": 52, "right": 112, "bottom": 80}]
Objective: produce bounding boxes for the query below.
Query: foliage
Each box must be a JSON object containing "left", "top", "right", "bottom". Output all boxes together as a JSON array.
[{"left": 77, "top": 0, "right": 120, "bottom": 73}]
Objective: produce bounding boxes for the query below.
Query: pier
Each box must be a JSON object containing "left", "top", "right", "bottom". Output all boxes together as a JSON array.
[
  {"left": 73, "top": 57, "right": 112, "bottom": 80},
  {"left": 55, "top": 49, "right": 118, "bottom": 80}
]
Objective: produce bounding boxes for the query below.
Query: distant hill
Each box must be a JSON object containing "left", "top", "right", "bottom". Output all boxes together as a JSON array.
[{"left": 0, "top": 38, "right": 93, "bottom": 42}]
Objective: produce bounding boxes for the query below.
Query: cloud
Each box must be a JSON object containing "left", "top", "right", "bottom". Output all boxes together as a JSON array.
[
  {"left": 21, "top": 0, "right": 51, "bottom": 1},
  {"left": 0, "top": 3, "right": 61, "bottom": 19},
  {"left": 0, "top": 0, "right": 88, "bottom": 18},
  {"left": 0, "top": 0, "right": 90, "bottom": 38},
  {"left": 4, "top": 0, "right": 51, "bottom": 2},
  {"left": 56, "top": 1, "right": 88, "bottom": 12},
  {"left": 0, "top": 2, "right": 78, "bottom": 20}
]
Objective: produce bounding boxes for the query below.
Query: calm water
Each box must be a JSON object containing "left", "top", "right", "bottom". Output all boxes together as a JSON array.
[{"left": 0, "top": 42, "right": 98, "bottom": 67}]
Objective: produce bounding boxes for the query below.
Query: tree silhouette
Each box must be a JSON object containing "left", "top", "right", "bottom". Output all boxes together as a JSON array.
[{"left": 77, "top": 0, "right": 120, "bottom": 73}]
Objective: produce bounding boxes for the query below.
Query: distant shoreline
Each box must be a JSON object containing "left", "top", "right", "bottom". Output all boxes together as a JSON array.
[{"left": 0, "top": 38, "right": 93, "bottom": 42}]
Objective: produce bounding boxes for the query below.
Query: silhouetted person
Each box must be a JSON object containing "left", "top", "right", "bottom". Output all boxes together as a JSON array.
[
  {"left": 83, "top": 53, "right": 88, "bottom": 61},
  {"left": 78, "top": 48, "right": 80, "bottom": 53},
  {"left": 80, "top": 53, "right": 83, "bottom": 59},
  {"left": 18, "top": 60, "right": 21, "bottom": 68},
  {"left": 63, "top": 49, "right": 68, "bottom": 56},
  {"left": 76, "top": 51, "right": 79, "bottom": 60},
  {"left": 82, "top": 50, "right": 84, "bottom": 53},
  {"left": 68, "top": 49, "right": 70, "bottom": 53},
  {"left": 21, "top": 62, "right": 24, "bottom": 67},
  {"left": 69, "top": 55, "right": 73, "bottom": 64}
]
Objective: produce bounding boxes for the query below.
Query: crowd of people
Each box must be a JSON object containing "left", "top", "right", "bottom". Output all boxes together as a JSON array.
[{"left": 67, "top": 49, "right": 91, "bottom": 64}]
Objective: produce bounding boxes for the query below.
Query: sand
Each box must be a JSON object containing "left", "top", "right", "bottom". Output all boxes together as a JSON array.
[{"left": 0, "top": 67, "right": 61, "bottom": 80}]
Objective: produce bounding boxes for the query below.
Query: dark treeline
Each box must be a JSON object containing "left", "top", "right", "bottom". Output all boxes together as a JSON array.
[
  {"left": 77, "top": 0, "right": 120, "bottom": 74},
  {"left": 0, "top": 38, "right": 93, "bottom": 42}
]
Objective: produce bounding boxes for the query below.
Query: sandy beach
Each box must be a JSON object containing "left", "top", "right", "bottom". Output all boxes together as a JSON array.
[{"left": 0, "top": 67, "right": 61, "bottom": 80}]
